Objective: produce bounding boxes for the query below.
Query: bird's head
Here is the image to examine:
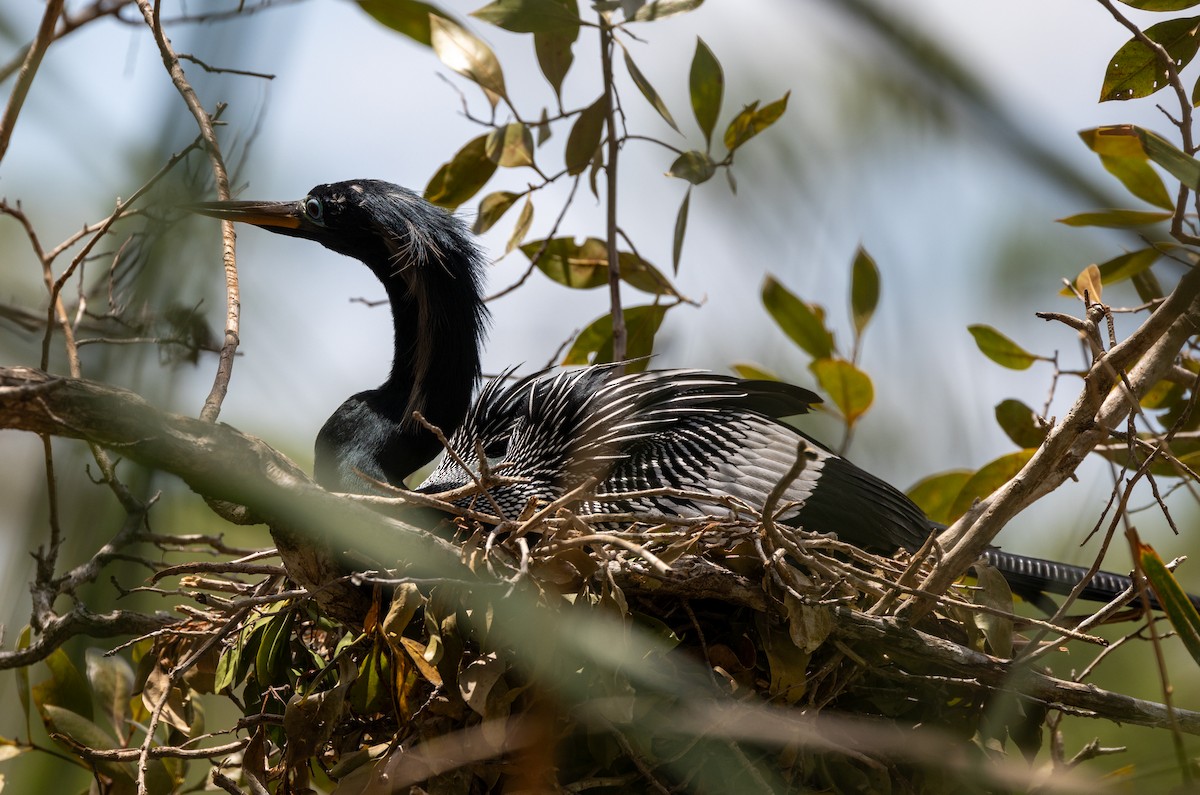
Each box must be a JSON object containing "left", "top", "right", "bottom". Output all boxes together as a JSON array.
[{"left": 192, "top": 179, "right": 484, "bottom": 289}]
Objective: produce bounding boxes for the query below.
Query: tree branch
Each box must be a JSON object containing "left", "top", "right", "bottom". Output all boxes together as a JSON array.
[{"left": 0, "top": 366, "right": 469, "bottom": 626}]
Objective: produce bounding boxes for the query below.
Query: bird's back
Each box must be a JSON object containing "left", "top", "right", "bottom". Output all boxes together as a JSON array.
[{"left": 419, "top": 367, "right": 934, "bottom": 555}]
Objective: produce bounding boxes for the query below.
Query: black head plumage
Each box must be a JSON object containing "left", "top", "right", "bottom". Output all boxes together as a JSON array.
[{"left": 194, "top": 180, "right": 489, "bottom": 491}]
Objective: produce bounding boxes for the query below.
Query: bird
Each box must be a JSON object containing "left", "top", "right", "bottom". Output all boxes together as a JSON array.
[
  {"left": 194, "top": 179, "right": 1188, "bottom": 612},
  {"left": 418, "top": 365, "right": 1167, "bottom": 611}
]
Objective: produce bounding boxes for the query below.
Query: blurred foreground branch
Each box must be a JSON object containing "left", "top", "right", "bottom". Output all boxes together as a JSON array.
[
  {"left": 0, "top": 365, "right": 466, "bottom": 627},
  {"left": 2, "top": 364, "right": 1199, "bottom": 739}
]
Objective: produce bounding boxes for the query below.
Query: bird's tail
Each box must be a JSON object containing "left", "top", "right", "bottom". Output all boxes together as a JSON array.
[{"left": 979, "top": 548, "right": 1199, "bottom": 614}]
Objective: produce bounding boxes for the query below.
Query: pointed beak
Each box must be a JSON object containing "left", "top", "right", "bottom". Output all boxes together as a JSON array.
[{"left": 190, "top": 199, "right": 304, "bottom": 230}]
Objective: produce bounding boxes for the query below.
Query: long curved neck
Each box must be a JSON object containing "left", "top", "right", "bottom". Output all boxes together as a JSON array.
[
  {"left": 380, "top": 268, "right": 482, "bottom": 446},
  {"left": 315, "top": 234, "right": 487, "bottom": 493}
]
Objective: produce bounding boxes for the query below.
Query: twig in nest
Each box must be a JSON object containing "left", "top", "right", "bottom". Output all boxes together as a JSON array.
[
  {"left": 534, "top": 533, "right": 671, "bottom": 575},
  {"left": 412, "top": 410, "right": 510, "bottom": 519}
]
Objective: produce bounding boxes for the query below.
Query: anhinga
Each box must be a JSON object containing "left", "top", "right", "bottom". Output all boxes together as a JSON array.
[{"left": 196, "top": 179, "right": 1185, "bottom": 611}]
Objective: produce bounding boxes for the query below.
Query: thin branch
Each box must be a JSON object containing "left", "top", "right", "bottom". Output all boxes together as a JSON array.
[
  {"left": 133, "top": 0, "right": 239, "bottom": 423},
  {"left": 0, "top": 0, "right": 64, "bottom": 163},
  {"left": 599, "top": 13, "right": 626, "bottom": 367}
]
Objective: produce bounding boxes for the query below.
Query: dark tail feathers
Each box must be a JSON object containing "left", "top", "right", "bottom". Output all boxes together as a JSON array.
[{"left": 980, "top": 548, "right": 1200, "bottom": 614}]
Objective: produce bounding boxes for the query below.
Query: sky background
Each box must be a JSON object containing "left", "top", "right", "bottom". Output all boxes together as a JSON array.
[{"left": 1, "top": 0, "right": 1198, "bottom": 781}]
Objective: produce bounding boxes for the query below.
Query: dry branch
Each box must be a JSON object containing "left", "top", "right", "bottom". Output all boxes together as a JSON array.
[{"left": 918, "top": 273, "right": 1200, "bottom": 619}]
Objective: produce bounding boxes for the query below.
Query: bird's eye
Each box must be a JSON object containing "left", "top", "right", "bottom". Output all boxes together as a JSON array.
[{"left": 303, "top": 197, "right": 323, "bottom": 222}]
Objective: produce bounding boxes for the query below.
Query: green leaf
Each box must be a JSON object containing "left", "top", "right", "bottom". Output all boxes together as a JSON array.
[
  {"left": 1060, "top": 248, "right": 1164, "bottom": 297},
  {"left": 668, "top": 150, "right": 717, "bottom": 184},
  {"left": 907, "top": 470, "right": 974, "bottom": 525},
  {"left": 1091, "top": 124, "right": 1200, "bottom": 187},
  {"left": 41, "top": 705, "right": 117, "bottom": 750},
  {"left": 762, "top": 276, "right": 834, "bottom": 360},
  {"left": 430, "top": 15, "right": 507, "bottom": 104},
  {"left": 32, "top": 649, "right": 93, "bottom": 722},
  {"left": 86, "top": 649, "right": 133, "bottom": 741},
  {"left": 631, "top": 0, "right": 704, "bottom": 20},
  {"left": 15, "top": 626, "right": 31, "bottom": 732},
  {"left": 1079, "top": 125, "right": 1151, "bottom": 158},
  {"left": 350, "top": 642, "right": 391, "bottom": 715},
  {"left": 485, "top": 123, "right": 535, "bottom": 168},
  {"left": 471, "top": 0, "right": 581, "bottom": 32},
  {"left": 533, "top": 3, "right": 579, "bottom": 100},
  {"left": 1057, "top": 209, "right": 1173, "bottom": 228},
  {"left": 565, "top": 96, "right": 607, "bottom": 175},
  {"left": 1101, "top": 17, "right": 1200, "bottom": 101},
  {"left": 357, "top": 0, "right": 449, "bottom": 45},
  {"left": 672, "top": 188, "right": 690, "bottom": 274},
  {"left": 424, "top": 134, "right": 498, "bottom": 210},
  {"left": 1140, "top": 376, "right": 1185, "bottom": 409},
  {"left": 255, "top": 609, "right": 295, "bottom": 688},
  {"left": 520, "top": 237, "right": 676, "bottom": 295},
  {"left": 809, "top": 358, "right": 873, "bottom": 425},
  {"left": 624, "top": 51, "right": 680, "bottom": 133},
  {"left": 618, "top": 250, "right": 678, "bottom": 296},
  {"left": 1079, "top": 127, "right": 1175, "bottom": 208},
  {"left": 535, "top": 107, "right": 552, "bottom": 145},
  {"left": 949, "top": 449, "right": 1037, "bottom": 521},
  {"left": 563, "top": 305, "right": 669, "bottom": 369},
  {"left": 1118, "top": 0, "right": 1200, "bottom": 9},
  {"left": 758, "top": 617, "right": 809, "bottom": 704},
  {"left": 968, "top": 325, "right": 1039, "bottom": 370},
  {"left": 723, "top": 92, "right": 789, "bottom": 152},
  {"left": 970, "top": 564, "right": 1014, "bottom": 658},
  {"left": 1099, "top": 154, "right": 1175, "bottom": 209},
  {"left": 473, "top": 191, "right": 520, "bottom": 234},
  {"left": 213, "top": 642, "right": 240, "bottom": 694},
  {"left": 40, "top": 705, "right": 135, "bottom": 784},
  {"left": 994, "top": 399, "right": 1047, "bottom": 449},
  {"left": 1137, "top": 538, "right": 1200, "bottom": 665},
  {"left": 506, "top": 196, "right": 534, "bottom": 254},
  {"left": 1137, "top": 126, "right": 1200, "bottom": 188},
  {"left": 689, "top": 38, "right": 723, "bottom": 150},
  {"left": 849, "top": 246, "right": 879, "bottom": 338},
  {"left": 731, "top": 362, "right": 781, "bottom": 381},
  {"left": 1134, "top": 268, "right": 1165, "bottom": 302},
  {"left": 522, "top": 237, "right": 607, "bottom": 288},
  {"left": 1100, "top": 247, "right": 1163, "bottom": 285}
]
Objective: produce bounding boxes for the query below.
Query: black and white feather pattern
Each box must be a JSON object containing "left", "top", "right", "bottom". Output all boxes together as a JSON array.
[{"left": 418, "top": 366, "right": 932, "bottom": 555}]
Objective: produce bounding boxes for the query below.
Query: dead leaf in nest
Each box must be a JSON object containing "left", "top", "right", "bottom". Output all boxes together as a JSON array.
[
  {"left": 757, "top": 614, "right": 810, "bottom": 705},
  {"left": 460, "top": 654, "right": 505, "bottom": 716},
  {"left": 530, "top": 556, "right": 587, "bottom": 588},
  {"left": 141, "top": 662, "right": 191, "bottom": 733},
  {"left": 400, "top": 637, "right": 444, "bottom": 688},
  {"left": 655, "top": 532, "right": 701, "bottom": 565},
  {"left": 784, "top": 594, "right": 833, "bottom": 654}
]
